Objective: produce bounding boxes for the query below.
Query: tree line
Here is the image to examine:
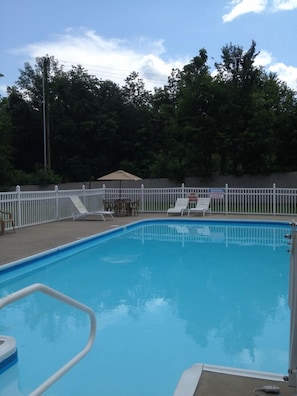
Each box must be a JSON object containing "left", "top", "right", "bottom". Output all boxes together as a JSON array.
[{"left": 0, "top": 40, "right": 296, "bottom": 189}]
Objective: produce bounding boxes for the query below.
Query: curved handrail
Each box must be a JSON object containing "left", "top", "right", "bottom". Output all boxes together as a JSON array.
[{"left": 0, "top": 283, "right": 97, "bottom": 396}]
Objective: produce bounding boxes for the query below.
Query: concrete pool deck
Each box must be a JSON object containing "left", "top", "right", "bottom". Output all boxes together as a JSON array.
[{"left": 0, "top": 213, "right": 296, "bottom": 395}]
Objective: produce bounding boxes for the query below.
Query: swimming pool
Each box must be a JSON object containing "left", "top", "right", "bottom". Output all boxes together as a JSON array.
[{"left": 0, "top": 219, "right": 291, "bottom": 395}]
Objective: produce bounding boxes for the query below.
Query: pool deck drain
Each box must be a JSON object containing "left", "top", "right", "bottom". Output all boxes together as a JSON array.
[{"left": 0, "top": 213, "right": 294, "bottom": 395}]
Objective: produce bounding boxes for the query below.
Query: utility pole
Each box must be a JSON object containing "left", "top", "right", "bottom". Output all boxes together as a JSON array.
[{"left": 42, "top": 56, "right": 51, "bottom": 170}]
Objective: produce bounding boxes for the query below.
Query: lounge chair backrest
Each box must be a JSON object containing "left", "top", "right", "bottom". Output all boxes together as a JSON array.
[
  {"left": 196, "top": 198, "right": 210, "bottom": 208},
  {"left": 175, "top": 198, "right": 189, "bottom": 208},
  {"left": 70, "top": 196, "right": 88, "bottom": 214}
]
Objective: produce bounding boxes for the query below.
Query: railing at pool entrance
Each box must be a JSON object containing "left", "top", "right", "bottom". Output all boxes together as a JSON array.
[
  {"left": 0, "top": 283, "right": 96, "bottom": 396},
  {"left": 288, "top": 221, "right": 297, "bottom": 389}
]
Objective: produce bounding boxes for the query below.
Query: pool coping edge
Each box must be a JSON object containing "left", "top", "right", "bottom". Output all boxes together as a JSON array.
[{"left": 173, "top": 363, "right": 285, "bottom": 396}]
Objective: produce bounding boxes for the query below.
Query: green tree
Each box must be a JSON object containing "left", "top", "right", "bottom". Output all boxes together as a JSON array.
[
  {"left": 3, "top": 44, "right": 297, "bottom": 185},
  {"left": 270, "top": 77, "right": 297, "bottom": 171},
  {"left": 214, "top": 41, "right": 264, "bottom": 174},
  {"left": 149, "top": 70, "right": 182, "bottom": 179},
  {"left": 49, "top": 65, "right": 105, "bottom": 180},
  {"left": 120, "top": 72, "right": 155, "bottom": 177},
  {"left": 0, "top": 97, "right": 13, "bottom": 188},
  {"left": 175, "top": 49, "right": 217, "bottom": 177},
  {"left": 7, "top": 56, "right": 61, "bottom": 174},
  {"left": 7, "top": 87, "right": 44, "bottom": 172}
]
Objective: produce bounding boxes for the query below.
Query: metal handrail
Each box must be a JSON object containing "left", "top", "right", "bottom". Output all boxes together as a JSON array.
[
  {"left": 0, "top": 283, "right": 97, "bottom": 396},
  {"left": 288, "top": 221, "right": 297, "bottom": 388}
]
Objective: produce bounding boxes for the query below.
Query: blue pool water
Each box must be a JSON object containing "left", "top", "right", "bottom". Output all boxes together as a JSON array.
[{"left": 0, "top": 219, "right": 291, "bottom": 395}]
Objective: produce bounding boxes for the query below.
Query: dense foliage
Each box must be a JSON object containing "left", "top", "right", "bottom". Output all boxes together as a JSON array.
[{"left": 0, "top": 41, "right": 296, "bottom": 188}]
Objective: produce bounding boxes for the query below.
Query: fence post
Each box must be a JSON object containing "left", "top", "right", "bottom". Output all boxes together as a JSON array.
[
  {"left": 141, "top": 184, "right": 144, "bottom": 213},
  {"left": 16, "top": 185, "right": 21, "bottom": 228},
  {"left": 55, "top": 185, "right": 59, "bottom": 220},
  {"left": 82, "top": 185, "right": 86, "bottom": 205},
  {"left": 273, "top": 183, "right": 276, "bottom": 216},
  {"left": 225, "top": 184, "right": 229, "bottom": 215},
  {"left": 182, "top": 183, "right": 185, "bottom": 197}
]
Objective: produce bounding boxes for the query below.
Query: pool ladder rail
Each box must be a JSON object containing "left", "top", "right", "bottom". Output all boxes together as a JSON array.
[{"left": 0, "top": 283, "right": 97, "bottom": 396}]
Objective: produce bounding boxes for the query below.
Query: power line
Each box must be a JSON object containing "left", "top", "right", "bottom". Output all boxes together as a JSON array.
[{"left": 56, "top": 58, "right": 169, "bottom": 85}]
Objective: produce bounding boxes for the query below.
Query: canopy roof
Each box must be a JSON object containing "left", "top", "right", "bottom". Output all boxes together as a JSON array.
[{"left": 97, "top": 170, "right": 141, "bottom": 181}]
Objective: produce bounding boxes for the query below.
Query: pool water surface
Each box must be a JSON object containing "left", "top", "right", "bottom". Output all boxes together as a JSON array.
[{"left": 0, "top": 219, "right": 291, "bottom": 395}]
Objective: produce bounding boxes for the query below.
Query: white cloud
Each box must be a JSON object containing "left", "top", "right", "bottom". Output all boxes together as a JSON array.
[
  {"left": 14, "top": 29, "right": 187, "bottom": 92},
  {"left": 272, "top": 0, "right": 297, "bottom": 10},
  {"left": 0, "top": 85, "right": 7, "bottom": 96},
  {"left": 254, "top": 49, "right": 274, "bottom": 67},
  {"left": 222, "top": 0, "right": 268, "bottom": 22},
  {"left": 256, "top": 50, "right": 297, "bottom": 90},
  {"left": 6, "top": 29, "right": 297, "bottom": 94},
  {"left": 269, "top": 62, "right": 297, "bottom": 89},
  {"left": 222, "top": 0, "right": 297, "bottom": 22}
]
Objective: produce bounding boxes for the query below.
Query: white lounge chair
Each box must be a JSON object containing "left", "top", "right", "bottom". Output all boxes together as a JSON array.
[
  {"left": 70, "top": 196, "right": 114, "bottom": 221},
  {"left": 167, "top": 198, "right": 189, "bottom": 216},
  {"left": 188, "top": 197, "right": 211, "bottom": 216}
]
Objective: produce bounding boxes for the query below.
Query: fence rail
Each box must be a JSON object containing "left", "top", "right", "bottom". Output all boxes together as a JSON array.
[{"left": 0, "top": 183, "right": 296, "bottom": 230}]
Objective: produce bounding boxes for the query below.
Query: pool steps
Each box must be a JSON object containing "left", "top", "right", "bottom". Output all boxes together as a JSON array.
[{"left": 0, "top": 336, "right": 17, "bottom": 374}]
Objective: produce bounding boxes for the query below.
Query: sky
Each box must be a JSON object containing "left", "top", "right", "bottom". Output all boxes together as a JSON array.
[{"left": 1, "top": 0, "right": 297, "bottom": 95}]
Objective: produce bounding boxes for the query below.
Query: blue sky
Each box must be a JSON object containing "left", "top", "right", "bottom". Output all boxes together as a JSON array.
[{"left": 1, "top": 0, "right": 297, "bottom": 95}]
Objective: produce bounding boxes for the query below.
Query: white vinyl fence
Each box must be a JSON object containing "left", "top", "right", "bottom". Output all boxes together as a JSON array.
[{"left": 0, "top": 183, "right": 297, "bottom": 230}]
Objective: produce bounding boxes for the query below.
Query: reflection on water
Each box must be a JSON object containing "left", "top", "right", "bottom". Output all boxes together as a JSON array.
[
  {"left": 0, "top": 221, "right": 290, "bottom": 396},
  {"left": 134, "top": 222, "right": 288, "bottom": 247}
]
